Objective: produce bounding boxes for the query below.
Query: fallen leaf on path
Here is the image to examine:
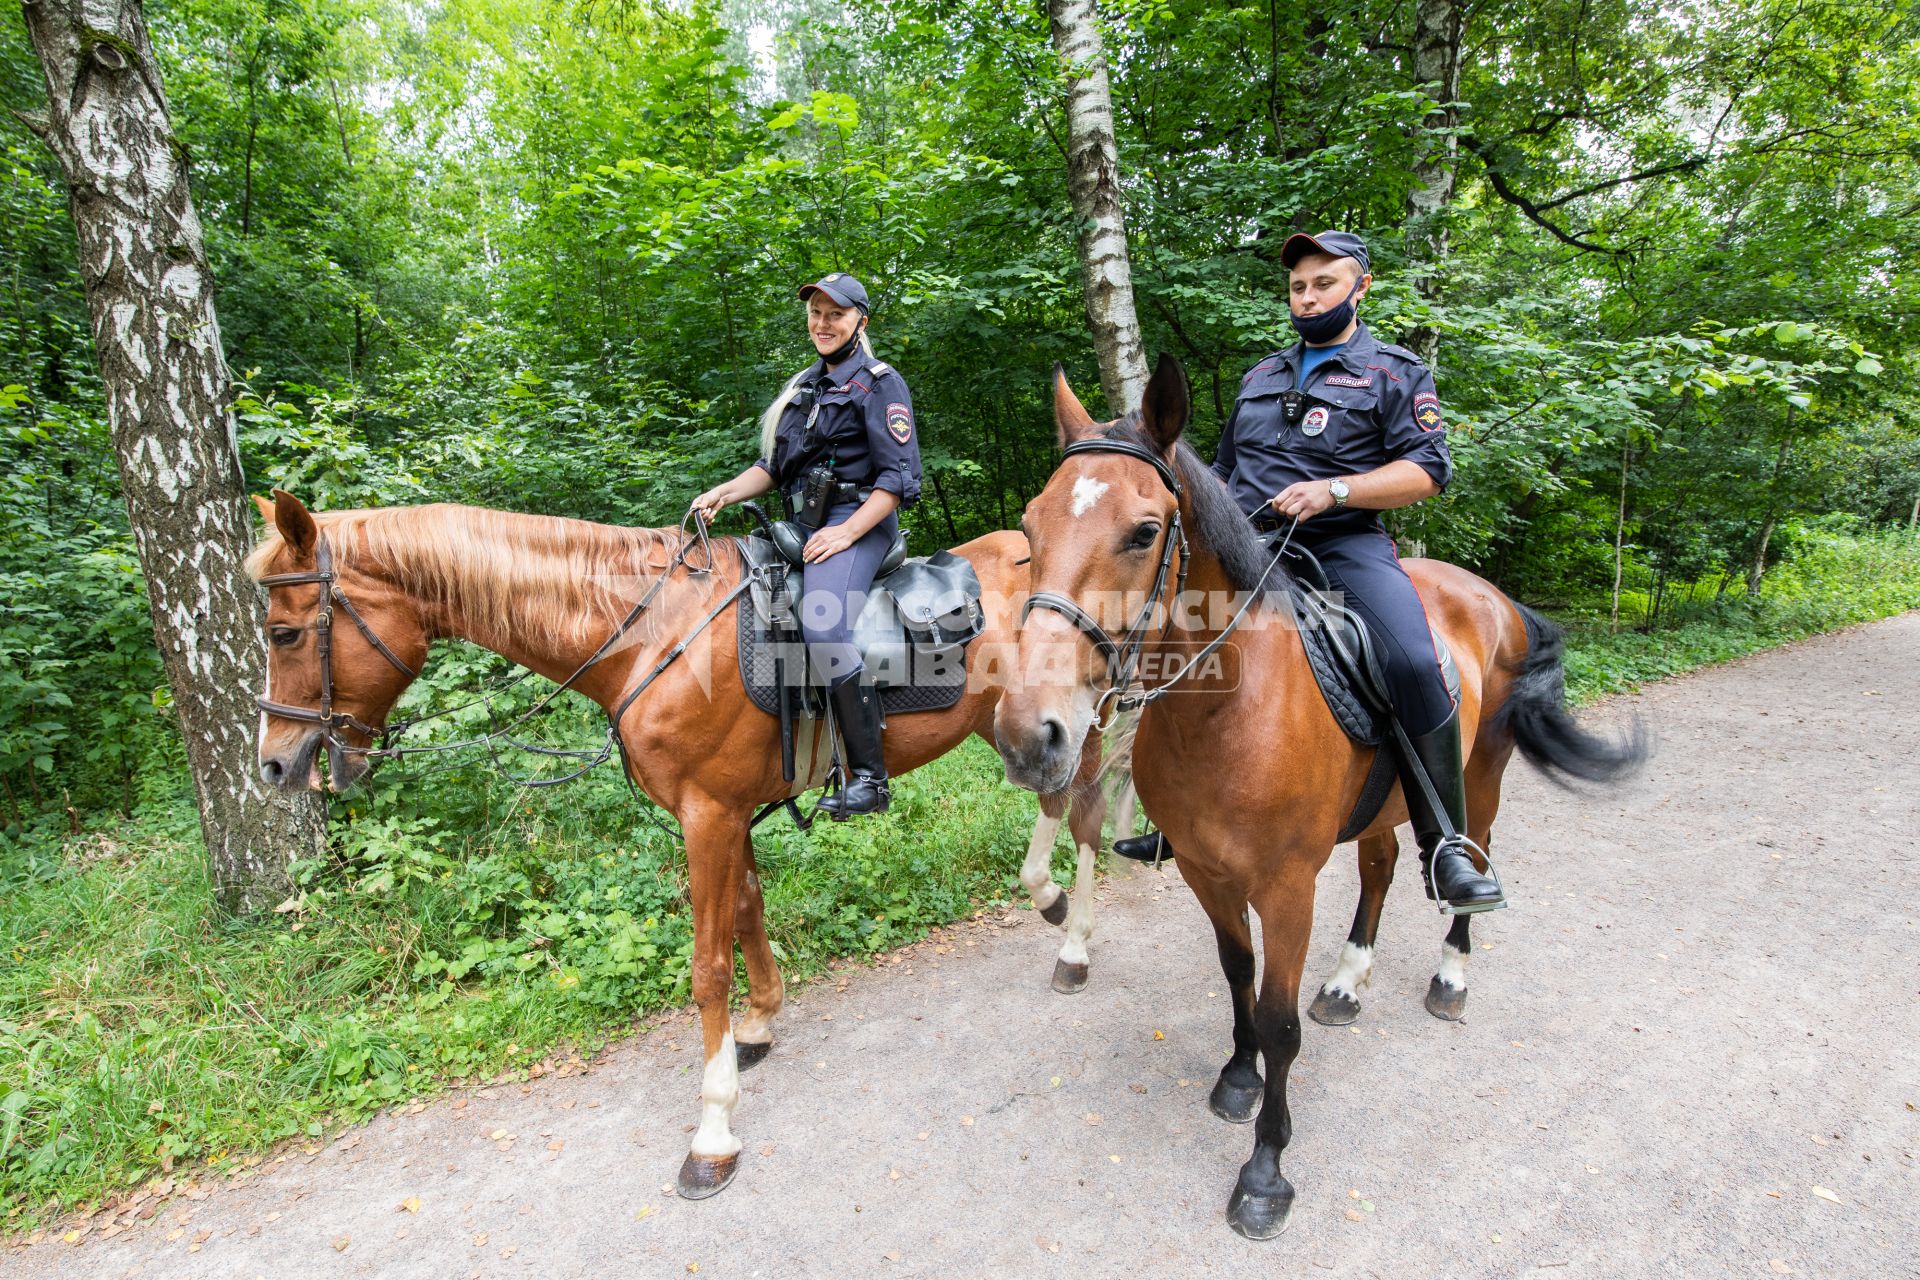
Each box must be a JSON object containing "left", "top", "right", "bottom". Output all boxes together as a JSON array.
[
  {"left": 473, "top": 1233, "right": 489, "bottom": 1246},
  {"left": 546, "top": 1140, "right": 565, "bottom": 1152},
  {"left": 1344, "top": 1209, "right": 1363, "bottom": 1222},
  {"left": 760, "top": 1143, "right": 777, "bottom": 1157},
  {"left": 1084, "top": 1113, "right": 1103, "bottom": 1126},
  {"left": 1036, "top": 1236, "right": 1060, "bottom": 1253},
  {"left": 500, "top": 1245, "right": 518, "bottom": 1258},
  {"left": 961, "top": 1116, "right": 974, "bottom": 1127},
  {"left": 62, "top": 1230, "right": 83, "bottom": 1245},
  {"left": 635, "top": 1206, "right": 656, "bottom": 1221},
  {"left": 1769, "top": 1262, "right": 1793, "bottom": 1275},
  {"left": 332, "top": 1236, "right": 350, "bottom": 1252},
  {"left": 399, "top": 1197, "right": 421, "bottom": 1213},
  {"left": 1349, "top": 1189, "right": 1361, "bottom": 1200},
  {"left": 1109, "top": 1154, "right": 1122, "bottom": 1163},
  {"left": 884, "top": 1250, "right": 902, "bottom": 1261},
  {"left": 915, "top": 1131, "right": 929, "bottom": 1141},
  {"left": 888, "top": 1169, "right": 902, "bottom": 1181},
  {"left": 1810, "top": 1186, "right": 1841, "bottom": 1205},
  {"left": 1050, "top": 1076, "right": 1062, "bottom": 1088},
  {"left": 1152, "top": 1030, "right": 1165, "bottom": 1041},
  {"left": 165, "top": 1228, "right": 185, "bottom": 1242}
]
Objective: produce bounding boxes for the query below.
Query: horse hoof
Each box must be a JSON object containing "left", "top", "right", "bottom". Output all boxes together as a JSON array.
[
  {"left": 1039, "top": 894, "right": 1069, "bottom": 927},
  {"left": 1051, "top": 959, "right": 1089, "bottom": 994},
  {"left": 1425, "top": 977, "right": 1468, "bottom": 1021},
  {"left": 1225, "top": 1177, "right": 1295, "bottom": 1240},
  {"left": 675, "top": 1151, "right": 739, "bottom": 1200},
  {"left": 1307, "top": 988, "right": 1362, "bottom": 1026},
  {"left": 735, "top": 1039, "right": 772, "bottom": 1070},
  {"left": 1207, "top": 1074, "right": 1262, "bottom": 1124}
]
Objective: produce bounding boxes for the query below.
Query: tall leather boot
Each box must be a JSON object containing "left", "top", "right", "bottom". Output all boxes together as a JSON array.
[
  {"left": 1112, "top": 832, "right": 1172, "bottom": 863},
  {"left": 1395, "top": 707, "right": 1505, "bottom": 912},
  {"left": 819, "top": 678, "right": 891, "bottom": 818}
]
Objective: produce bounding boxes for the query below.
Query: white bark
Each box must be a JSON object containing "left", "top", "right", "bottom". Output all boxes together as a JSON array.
[
  {"left": 20, "top": 0, "right": 325, "bottom": 913},
  {"left": 1403, "top": 0, "right": 1464, "bottom": 368},
  {"left": 1048, "top": 0, "right": 1148, "bottom": 417}
]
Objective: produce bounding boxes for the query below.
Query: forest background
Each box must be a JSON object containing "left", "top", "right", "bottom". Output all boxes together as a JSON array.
[{"left": 2, "top": 0, "right": 1917, "bottom": 1226}]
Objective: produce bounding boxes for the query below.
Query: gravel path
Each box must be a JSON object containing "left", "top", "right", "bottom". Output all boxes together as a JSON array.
[{"left": 13, "top": 613, "right": 1918, "bottom": 1279}]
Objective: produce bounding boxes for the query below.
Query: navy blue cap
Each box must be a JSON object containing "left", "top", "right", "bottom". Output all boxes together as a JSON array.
[
  {"left": 1281, "top": 231, "right": 1370, "bottom": 273},
  {"left": 798, "top": 272, "right": 871, "bottom": 314}
]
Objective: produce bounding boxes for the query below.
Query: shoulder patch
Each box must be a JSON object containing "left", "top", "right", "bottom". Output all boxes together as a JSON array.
[
  {"left": 1413, "top": 392, "right": 1444, "bottom": 432},
  {"left": 885, "top": 401, "right": 913, "bottom": 444}
]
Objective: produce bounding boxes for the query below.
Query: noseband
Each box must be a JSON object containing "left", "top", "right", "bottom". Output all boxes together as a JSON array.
[
  {"left": 256, "top": 532, "right": 417, "bottom": 752},
  {"left": 1020, "top": 437, "right": 1190, "bottom": 724}
]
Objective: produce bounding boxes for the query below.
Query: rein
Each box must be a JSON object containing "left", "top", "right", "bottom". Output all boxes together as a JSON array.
[{"left": 1022, "top": 436, "right": 1293, "bottom": 725}]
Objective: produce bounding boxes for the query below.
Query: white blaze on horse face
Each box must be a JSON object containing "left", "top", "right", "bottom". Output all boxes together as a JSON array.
[
  {"left": 1321, "top": 941, "right": 1373, "bottom": 1000},
  {"left": 1435, "top": 939, "right": 1469, "bottom": 993},
  {"left": 1071, "top": 474, "right": 1110, "bottom": 518},
  {"left": 689, "top": 1031, "right": 743, "bottom": 1158}
]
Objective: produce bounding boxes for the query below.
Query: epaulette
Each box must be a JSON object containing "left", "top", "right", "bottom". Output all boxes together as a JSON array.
[
  {"left": 868, "top": 361, "right": 892, "bottom": 375},
  {"left": 1376, "top": 342, "right": 1425, "bottom": 366}
]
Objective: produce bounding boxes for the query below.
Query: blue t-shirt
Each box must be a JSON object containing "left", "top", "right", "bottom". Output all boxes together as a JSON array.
[{"left": 1299, "top": 341, "right": 1347, "bottom": 386}]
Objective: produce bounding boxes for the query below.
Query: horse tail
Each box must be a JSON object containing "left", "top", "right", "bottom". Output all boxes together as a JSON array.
[{"left": 1493, "top": 600, "right": 1649, "bottom": 786}]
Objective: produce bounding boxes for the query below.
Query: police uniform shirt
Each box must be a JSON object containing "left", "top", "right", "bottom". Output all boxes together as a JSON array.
[
  {"left": 1212, "top": 321, "right": 1451, "bottom": 536},
  {"left": 754, "top": 347, "right": 922, "bottom": 506}
]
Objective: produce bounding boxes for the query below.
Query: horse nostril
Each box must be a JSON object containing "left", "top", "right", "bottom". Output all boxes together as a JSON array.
[
  {"left": 261, "top": 759, "right": 285, "bottom": 786},
  {"left": 1041, "top": 715, "right": 1069, "bottom": 754}
]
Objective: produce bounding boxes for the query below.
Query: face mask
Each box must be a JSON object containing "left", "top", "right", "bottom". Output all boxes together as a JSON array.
[
  {"left": 1289, "top": 273, "right": 1364, "bottom": 345},
  {"left": 822, "top": 319, "right": 867, "bottom": 366}
]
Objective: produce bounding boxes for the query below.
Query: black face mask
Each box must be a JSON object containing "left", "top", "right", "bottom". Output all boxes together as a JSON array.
[
  {"left": 822, "top": 319, "right": 867, "bottom": 367},
  {"left": 1289, "top": 275, "right": 1364, "bottom": 345}
]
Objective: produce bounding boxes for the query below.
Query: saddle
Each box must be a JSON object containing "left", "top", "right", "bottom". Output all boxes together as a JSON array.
[
  {"left": 735, "top": 524, "right": 986, "bottom": 789},
  {"left": 1261, "top": 534, "right": 1462, "bottom": 842}
]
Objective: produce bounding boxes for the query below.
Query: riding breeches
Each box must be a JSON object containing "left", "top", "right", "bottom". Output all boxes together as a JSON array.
[
  {"left": 1303, "top": 528, "right": 1455, "bottom": 737},
  {"left": 797, "top": 503, "right": 897, "bottom": 686}
]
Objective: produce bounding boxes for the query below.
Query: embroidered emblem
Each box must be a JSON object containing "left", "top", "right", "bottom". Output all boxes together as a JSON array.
[
  {"left": 1301, "top": 406, "right": 1331, "bottom": 436},
  {"left": 1323, "top": 374, "right": 1372, "bottom": 389},
  {"left": 886, "top": 402, "right": 912, "bottom": 444},
  {"left": 824, "top": 272, "right": 844, "bottom": 282},
  {"left": 1413, "top": 391, "right": 1440, "bottom": 406},
  {"left": 1416, "top": 403, "right": 1443, "bottom": 431}
]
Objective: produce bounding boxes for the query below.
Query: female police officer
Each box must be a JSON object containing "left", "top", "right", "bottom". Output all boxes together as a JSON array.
[
  {"left": 1113, "top": 232, "right": 1503, "bottom": 913},
  {"left": 692, "top": 273, "right": 922, "bottom": 818}
]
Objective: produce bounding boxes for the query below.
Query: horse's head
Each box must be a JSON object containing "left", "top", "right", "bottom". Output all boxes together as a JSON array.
[
  {"left": 249, "top": 490, "right": 429, "bottom": 791},
  {"left": 995, "top": 356, "right": 1193, "bottom": 793}
]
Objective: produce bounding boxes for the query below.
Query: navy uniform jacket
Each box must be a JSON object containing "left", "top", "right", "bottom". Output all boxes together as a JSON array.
[
  {"left": 754, "top": 347, "right": 922, "bottom": 506},
  {"left": 1211, "top": 322, "right": 1451, "bottom": 538}
]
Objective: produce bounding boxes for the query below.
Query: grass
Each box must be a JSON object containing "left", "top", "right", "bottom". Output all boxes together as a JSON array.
[{"left": 5, "top": 525, "right": 1919, "bottom": 1229}]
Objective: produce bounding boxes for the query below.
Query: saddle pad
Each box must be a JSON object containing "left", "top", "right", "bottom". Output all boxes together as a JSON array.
[{"left": 733, "top": 537, "right": 971, "bottom": 721}]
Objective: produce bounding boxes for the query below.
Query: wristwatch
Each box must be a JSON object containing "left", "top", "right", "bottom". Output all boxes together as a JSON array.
[{"left": 1328, "top": 478, "right": 1351, "bottom": 507}]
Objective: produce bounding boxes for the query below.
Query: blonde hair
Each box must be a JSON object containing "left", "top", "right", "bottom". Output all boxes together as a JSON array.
[{"left": 758, "top": 323, "right": 875, "bottom": 462}]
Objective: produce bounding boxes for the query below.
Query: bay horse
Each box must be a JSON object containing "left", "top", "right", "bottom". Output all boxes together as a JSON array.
[
  {"left": 246, "top": 490, "right": 1109, "bottom": 1199},
  {"left": 992, "top": 358, "right": 1644, "bottom": 1239}
]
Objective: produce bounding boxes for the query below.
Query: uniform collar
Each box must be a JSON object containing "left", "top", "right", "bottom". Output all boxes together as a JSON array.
[
  {"left": 806, "top": 344, "right": 876, "bottom": 389},
  {"left": 1280, "top": 321, "right": 1381, "bottom": 377}
]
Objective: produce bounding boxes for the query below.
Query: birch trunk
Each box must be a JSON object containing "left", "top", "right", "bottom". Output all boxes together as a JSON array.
[
  {"left": 1401, "top": 0, "right": 1463, "bottom": 368},
  {"left": 18, "top": 0, "right": 326, "bottom": 914},
  {"left": 1048, "top": 0, "right": 1148, "bottom": 416}
]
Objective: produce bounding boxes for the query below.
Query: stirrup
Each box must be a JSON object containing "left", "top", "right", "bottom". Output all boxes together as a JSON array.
[{"left": 1423, "top": 835, "right": 1507, "bottom": 916}]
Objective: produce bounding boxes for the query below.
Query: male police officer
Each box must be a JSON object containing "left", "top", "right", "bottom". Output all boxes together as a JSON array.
[{"left": 1113, "top": 230, "right": 1503, "bottom": 913}]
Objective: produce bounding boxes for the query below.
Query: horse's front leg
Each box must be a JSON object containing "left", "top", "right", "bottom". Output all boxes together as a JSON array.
[
  {"left": 1018, "top": 797, "right": 1069, "bottom": 925},
  {"left": 1309, "top": 828, "right": 1400, "bottom": 1026},
  {"left": 1228, "top": 865, "right": 1318, "bottom": 1240},
  {"left": 732, "top": 836, "right": 783, "bottom": 1068},
  {"left": 1051, "top": 736, "right": 1108, "bottom": 993},
  {"left": 1178, "top": 861, "right": 1263, "bottom": 1124},
  {"left": 675, "top": 803, "right": 749, "bottom": 1200}
]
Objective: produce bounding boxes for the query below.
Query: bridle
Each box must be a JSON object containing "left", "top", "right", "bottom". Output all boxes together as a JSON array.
[
  {"left": 256, "top": 532, "right": 417, "bottom": 753},
  {"left": 1020, "top": 436, "right": 1190, "bottom": 727},
  {"left": 1020, "top": 434, "right": 1296, "bottom": 728}
]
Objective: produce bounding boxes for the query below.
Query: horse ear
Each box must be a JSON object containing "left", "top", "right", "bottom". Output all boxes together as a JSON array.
[
  {"left": 251, "top": 493, "right": 275, "bottom": 525},
  {"left": 1053, "top": 364, "right": 1098, "bottom": 447},
  {"left": 270, "top": 488, "right": 317, "bottom": 558},
  {"left": 1139, "top": 354, "right": 1191, "bottom": 453}
]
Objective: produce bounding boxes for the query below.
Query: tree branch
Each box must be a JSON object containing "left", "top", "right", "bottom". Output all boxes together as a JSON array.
[{"left": 7, "top": 106, "right": 53, "bottom": 143}]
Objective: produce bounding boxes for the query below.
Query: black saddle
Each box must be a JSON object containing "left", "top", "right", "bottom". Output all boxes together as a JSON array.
[
  {"left": 1260, "top": 533, "right": 1462, "bottom": 842},
  {"left": 736, "top": 527, "right": 986, "bottom": 732}
]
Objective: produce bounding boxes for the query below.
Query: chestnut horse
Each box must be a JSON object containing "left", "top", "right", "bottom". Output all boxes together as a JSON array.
[
  {"left": 992, "top": 359, "right": 1644, "bottom": 1239},
  {"left": 246, "top": 490, "right": 1107, "bottom": 1199}
]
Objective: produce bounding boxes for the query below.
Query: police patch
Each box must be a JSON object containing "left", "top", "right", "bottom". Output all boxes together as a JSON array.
[
  {"left": 1413, "top": 391, "right": 1443, "bottom": 432},
  {"left": 886, "top": 402, "right": 912, "bottom": 444},
  {"left": 1301, "top": 406, "right": 1330, "bottom": 436},
  {"left": 1323, "top": 374, "right": 1372, "bottom": 389}
]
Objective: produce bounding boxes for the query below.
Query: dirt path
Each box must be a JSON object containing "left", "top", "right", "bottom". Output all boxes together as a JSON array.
[{"left": 15, "top": 614, "right": 1919, "bottom": 1279}]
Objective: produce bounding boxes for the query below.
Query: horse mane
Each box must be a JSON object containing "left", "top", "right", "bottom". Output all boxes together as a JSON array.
[
  {"left": 1098, "top": 419, "right": 1288, "bottom": 599},
  {"left": 245, "top": 504, "right": 740, "bottom": 650}
]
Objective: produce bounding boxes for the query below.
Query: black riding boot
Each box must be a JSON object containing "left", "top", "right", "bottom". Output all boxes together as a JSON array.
[
  {"left": 819, "top": 678, "right": 890, "bottom": 819},
  {"left": 1396, "top": 708, "right": 1505, "bottom": 912},
  {"left": 1112, "top": 832, "right": 1172, "bottom": 862}
]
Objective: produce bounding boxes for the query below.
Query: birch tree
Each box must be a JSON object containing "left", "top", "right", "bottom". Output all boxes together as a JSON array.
[
  {"left": 1402, "top": 0, "right": 1464, "bottom": 368},
  {"left": 1048, "top": 0, "right": 1148, "bottom": 416},
  {"left": 16, "top": 0, "right": 326, "bottom": 912}
]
